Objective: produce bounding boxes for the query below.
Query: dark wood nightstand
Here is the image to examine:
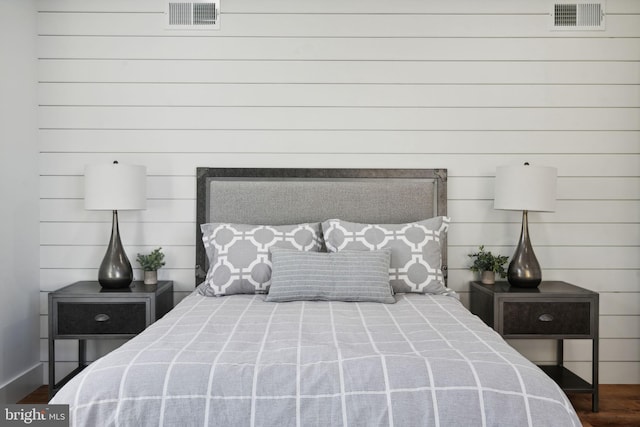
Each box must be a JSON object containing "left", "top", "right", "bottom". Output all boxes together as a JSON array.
[
  {"left": 469, "top": 281, "right": 599, "bottom": 412},
  {"left": 48, "top": 280, "right": 173, "bottom": 397}
]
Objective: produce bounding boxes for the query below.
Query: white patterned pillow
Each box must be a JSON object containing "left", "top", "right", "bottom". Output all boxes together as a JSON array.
[
  {"left": 322, "top": 217, "right": 450, "bottom": 295},
  {"left": 199, "top": 222, "right": 323, "bottom": 296}
]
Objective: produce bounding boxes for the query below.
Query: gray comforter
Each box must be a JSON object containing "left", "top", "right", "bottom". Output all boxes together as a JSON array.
[{"left": 51, "top": 293, "right": 580, "bottom": 426}]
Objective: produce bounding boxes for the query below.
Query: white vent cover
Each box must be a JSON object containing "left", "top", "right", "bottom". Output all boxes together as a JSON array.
[
  {"left": 551, "top": 2, "right": 605, "bottom": 30},
  {"left": 166, "top": 1, "right": 220, "bottom": 30}
]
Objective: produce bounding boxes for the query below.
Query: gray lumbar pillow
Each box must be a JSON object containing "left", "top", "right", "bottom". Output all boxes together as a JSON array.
[
  {"left": 266, "top": 247, "right": 395, "bottom": 304},
  {"left": 322, "top": 217, "right": 450, "bottom": 295},
  {"left": 199, "top": 222, "right": 323, "bottom": 296}
]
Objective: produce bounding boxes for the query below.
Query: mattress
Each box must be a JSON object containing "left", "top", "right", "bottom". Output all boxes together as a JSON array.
[{"left": 51, "top": 292, "right": 580, "bottom": 426}]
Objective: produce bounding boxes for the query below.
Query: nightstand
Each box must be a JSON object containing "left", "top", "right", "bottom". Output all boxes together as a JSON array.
[
  {"left": 48, "top": 280, "right": 173, "bottom": 397},
  {"left": 469, "top": 281, "right": 599, "bottom": 412}
]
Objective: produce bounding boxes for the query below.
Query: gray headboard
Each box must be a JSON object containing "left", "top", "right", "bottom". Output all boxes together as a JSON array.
[{"left": 195, "top": 168, "right": 447, "bottom": 285}]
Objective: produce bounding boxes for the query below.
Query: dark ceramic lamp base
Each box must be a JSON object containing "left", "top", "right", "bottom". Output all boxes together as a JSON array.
[
  {"left": 507, "top": 211, "right": 542, "bottom": 288},
  {"left": 98, "top": 210, "right": 134, "bottom": 289}
]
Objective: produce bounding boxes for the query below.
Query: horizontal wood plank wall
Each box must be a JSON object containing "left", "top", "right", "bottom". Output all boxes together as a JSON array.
[{"left": 37, "top": 0, "right": 639, "bottom": 384}]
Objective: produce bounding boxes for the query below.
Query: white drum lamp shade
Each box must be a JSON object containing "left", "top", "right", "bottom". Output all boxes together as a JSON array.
[
  {"left": 494, "top": 163, "right": 557, "bottom": 288},
  {"left": 494, "top": 165, "right": 557, "bottom": 212},
  {"left": 84, "top": 163, "right": 146, "bottom": 211},
  {"left": 84, "top": 162, "right": 146, "bottom": 288}
]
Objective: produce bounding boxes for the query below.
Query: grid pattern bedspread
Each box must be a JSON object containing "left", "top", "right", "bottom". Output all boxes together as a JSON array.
[{"left": 51, "top": 293, "right": 580, "bottom": 427}]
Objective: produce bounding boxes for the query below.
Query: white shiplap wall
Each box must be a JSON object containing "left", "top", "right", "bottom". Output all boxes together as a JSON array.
[{"left": 37, "top": 0, "right": 639, "bottom": 384}]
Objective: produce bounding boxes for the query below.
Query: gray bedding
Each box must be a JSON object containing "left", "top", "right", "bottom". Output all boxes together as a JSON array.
[{"left": 51, "top": 293, "right": 580, "bottom": 426}]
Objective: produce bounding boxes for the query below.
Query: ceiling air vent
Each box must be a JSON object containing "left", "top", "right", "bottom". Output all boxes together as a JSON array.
[
  {"left": 166, "top": 1, "right": 220, "bottom": 30},
  {"left": 551, "top": 2, "right": 605, "bottom": 31}
]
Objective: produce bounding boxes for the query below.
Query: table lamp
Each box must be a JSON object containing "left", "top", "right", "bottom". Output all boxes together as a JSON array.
[
  {"left": 494, "top": 162, "right": 557, "bottom": 288},
  {"left": 85, "top": 161, "right": 146, "bottom": 288}
]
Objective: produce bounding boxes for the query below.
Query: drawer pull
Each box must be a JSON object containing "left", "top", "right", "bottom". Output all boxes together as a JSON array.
[
  {"left": 94, "top": 314, "right": 110, "bottom": 322},
  {"left": 538, "top": 313, "right": 554, "bottom": 322}
]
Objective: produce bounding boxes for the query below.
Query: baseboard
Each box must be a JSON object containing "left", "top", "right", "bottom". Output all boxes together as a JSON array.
[{"left": 0, "top": 363, "right": 43, "bottom": 404}]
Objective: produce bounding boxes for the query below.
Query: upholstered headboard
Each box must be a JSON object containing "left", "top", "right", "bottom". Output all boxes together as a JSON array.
[{"left": 195, "top": 168, "right": 447, "bottom": 285}]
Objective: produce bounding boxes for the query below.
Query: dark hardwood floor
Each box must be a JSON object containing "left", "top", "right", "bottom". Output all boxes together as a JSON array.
[
  {"left": 17, "top": 385, "right": 49, "bottom": 404},
  {"left": 19, "top": 384, "right": 640, "bottom": 426},
  {"left": 568, "top": 385, "right": 640, "bottom": 427}
]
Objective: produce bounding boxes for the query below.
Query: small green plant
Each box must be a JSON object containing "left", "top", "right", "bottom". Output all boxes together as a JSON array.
[
  {"left": 136, "top": 247, "right": 166, "bottom": 271},
  {"left": 468, "top": 245, "right": 509, "bottom": 277}
]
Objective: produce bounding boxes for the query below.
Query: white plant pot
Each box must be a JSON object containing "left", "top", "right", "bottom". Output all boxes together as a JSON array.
[
  {"left": 144, "top": 270, "right": 158, "bottom": 285},
  {"left": 481, "top": 271, "right": 496, "bottom": 285}
]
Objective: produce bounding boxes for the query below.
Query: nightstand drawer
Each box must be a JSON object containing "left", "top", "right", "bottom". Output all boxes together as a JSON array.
[
  {"left": 502, "top": 301, "right": 591, "bottom": 336},
  {"left": 56, "top": 302, "right": 147, "bottom": 336}
]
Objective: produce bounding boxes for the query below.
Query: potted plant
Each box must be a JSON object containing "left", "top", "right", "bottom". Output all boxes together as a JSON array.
[
  {"left": 468, "top": 245, "right": 509, "bottom": 284},
  {"left": 136, "top": 247, "right": 166, "bottom": 285}
]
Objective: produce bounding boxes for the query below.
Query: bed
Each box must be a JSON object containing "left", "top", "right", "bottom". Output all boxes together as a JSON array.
[{"left": 51, "top": 168, "right": 580, "bottom": 426}]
